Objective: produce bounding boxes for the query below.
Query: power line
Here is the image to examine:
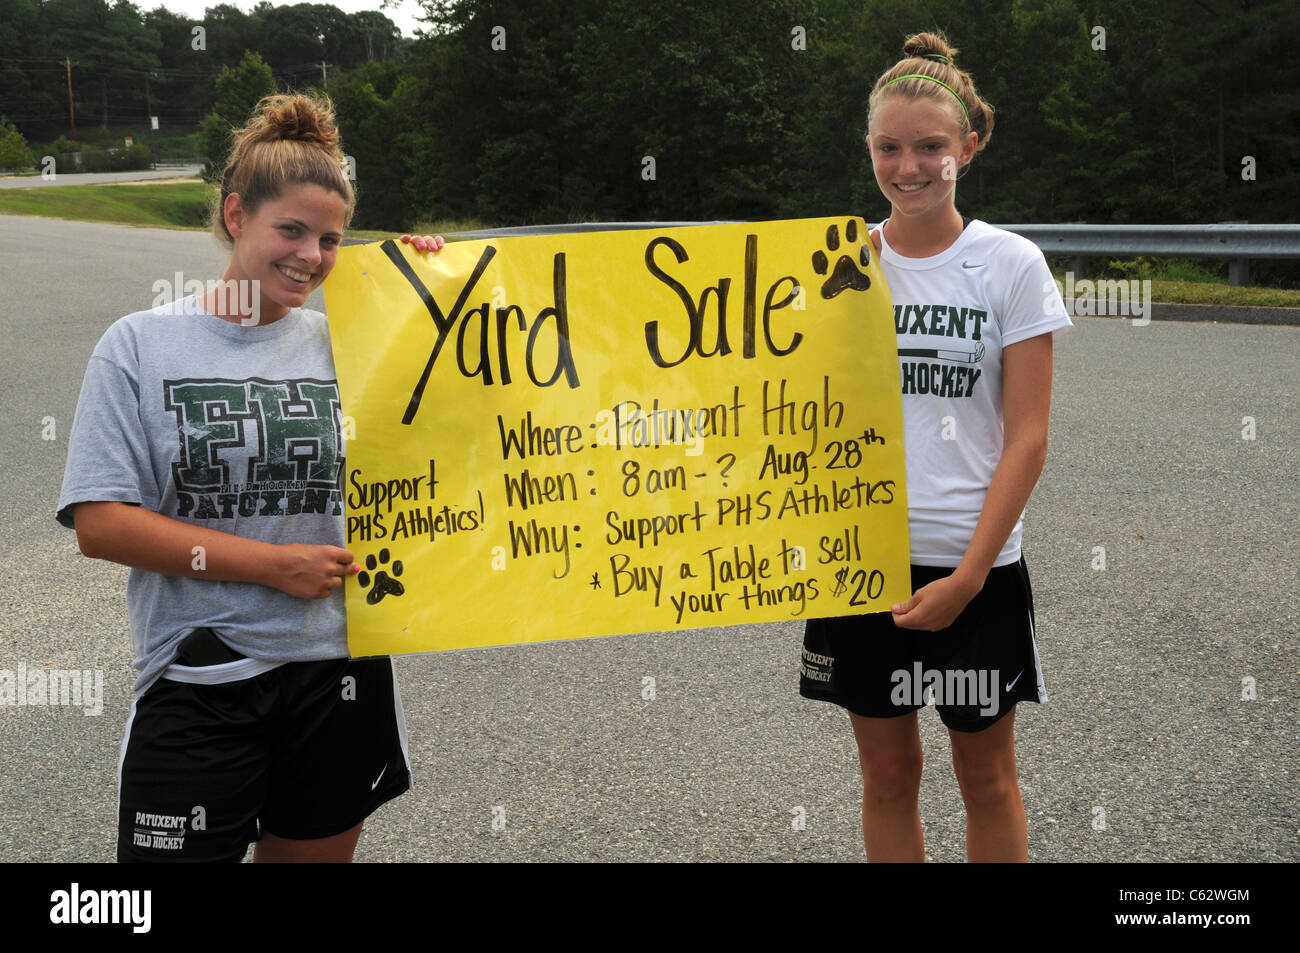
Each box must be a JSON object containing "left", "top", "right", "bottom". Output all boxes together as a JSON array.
[{"left": 0, "top": 57, "right": 357, "bottom": 82}]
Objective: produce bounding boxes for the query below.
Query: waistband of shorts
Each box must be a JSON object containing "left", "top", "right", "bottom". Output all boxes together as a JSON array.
[{"left": 161, "top": 657, "right": 286, "bottom": 686}]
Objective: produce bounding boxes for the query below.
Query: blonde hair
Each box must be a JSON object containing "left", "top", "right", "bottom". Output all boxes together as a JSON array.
[
  {"left": 868, "top": 32, "right": 995, "bottom": 157},
  {"left": 211, "top": 93, "right": 355, "bottom": 245}
]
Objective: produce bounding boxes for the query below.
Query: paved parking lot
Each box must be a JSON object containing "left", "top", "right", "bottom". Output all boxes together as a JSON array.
[{"left": 0, "top": 214, "right": 1295, "bottom": 862}]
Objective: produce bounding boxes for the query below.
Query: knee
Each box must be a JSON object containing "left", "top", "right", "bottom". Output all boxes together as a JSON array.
[
  {"left": 952, "top": 758, "right": 1020, "bottom": 811},
  {"left": 859, "top": 750, "right": 922, "bottom": 807}
]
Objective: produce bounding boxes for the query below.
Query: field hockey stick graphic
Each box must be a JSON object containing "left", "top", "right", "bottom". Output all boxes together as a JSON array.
[{"left": 898, "top": 342, "right": 986, "bottom": 364}]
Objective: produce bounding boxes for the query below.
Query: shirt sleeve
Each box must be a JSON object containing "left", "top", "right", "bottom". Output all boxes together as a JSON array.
[
  {"left": 55, "top": 327, "right": 158, "bottom": 529},
  {"left": 998, "top": 240, "right": 1074, "bottom": 347}
]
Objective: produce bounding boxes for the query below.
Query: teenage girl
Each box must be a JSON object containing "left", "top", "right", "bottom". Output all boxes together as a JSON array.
[
  {"left": 57, "top": 93, "right": 443, "bottom": 862},
  {"left": 799, "top": 32, "right": 1071, "bottom": 861}
]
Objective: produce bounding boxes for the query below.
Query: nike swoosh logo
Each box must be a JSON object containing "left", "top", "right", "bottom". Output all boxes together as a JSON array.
[
  {"left": 371, "top": 765, "right": 387, "bottom": 791},
  {"left": 962, "top": 261, "right": 985, "bottom": 269},
  {"left": 1005, "top": 670, "right": 1024, "bottom": 692}
]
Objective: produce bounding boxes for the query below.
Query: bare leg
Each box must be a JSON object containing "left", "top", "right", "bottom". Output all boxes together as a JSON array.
[
  {"left": 948, "top": 707, "right": 1028, "bottom": 862},
  {"left": 849, "top": 710, "right": 925, "bottom": 861},
  {"left": 253, "top": 822, "right": 363, "bottom": 863}
]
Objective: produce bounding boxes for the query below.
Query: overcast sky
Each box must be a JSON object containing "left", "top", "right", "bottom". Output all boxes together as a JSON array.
[{"left": 145, "top": 0, "right": 432, "bottom": 38}]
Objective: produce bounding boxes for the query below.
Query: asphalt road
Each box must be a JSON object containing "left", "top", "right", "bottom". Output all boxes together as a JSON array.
[
  {"left": 0, "top": 214, "right": 1296, "bottom": 863},
  {"left": 0, "top": 166, "right": 202, "bottom": 189}
]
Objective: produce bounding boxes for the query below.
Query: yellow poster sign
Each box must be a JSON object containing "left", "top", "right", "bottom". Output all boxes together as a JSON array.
[{"left": 324, "top": 217, "right": 909, "bottom": 657}]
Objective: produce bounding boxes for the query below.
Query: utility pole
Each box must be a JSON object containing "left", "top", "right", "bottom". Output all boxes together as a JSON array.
[
  {"left": 65, "top": 57, "right": 76, "bottom": 138},
  {"left": 318, "top": 60, "right": 327, "bottom": 87}
]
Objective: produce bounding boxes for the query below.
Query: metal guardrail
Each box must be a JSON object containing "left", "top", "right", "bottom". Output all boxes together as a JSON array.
[
  {"left": 353, "top": 221, "right": 1300, "bottom": 286},
  {"left": 1001, "top": 223, "right": 1300, "bottom": 286},
  {"left": 339, "top": 222, "right": 735, "bottom": 247},
  {"left": 1000, "top": 223, "right": 1300, "bottom": 258},
  {"left": 444, "top": 221, "right": 738, "bottom": 239}
]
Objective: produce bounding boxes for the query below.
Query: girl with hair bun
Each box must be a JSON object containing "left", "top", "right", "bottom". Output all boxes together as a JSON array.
[
  {"left": 799, "top": 32, "right": 1071, "bottom": 861},
  {"left": 57, "top": 92, "right": 442, "bottom": 862}
]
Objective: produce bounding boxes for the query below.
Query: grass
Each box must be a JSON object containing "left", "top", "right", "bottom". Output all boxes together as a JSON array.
[
  {"left": 407, "top": 218, "right": 488, "bottom": 237},
  {"left": 349, "top": 219, "right": 487, "bottom": 242},
  {"left": 0, "top": 183, "right": 1293, "bottom": 307},
  {"left": 1142, "top": 279, "right": 1300, "bottom": 308},
  {"left": 1048, "top": 260, "right": 1300, "bottom": 308},
  {"left": 0, "top": 180, "right": 485, "bottom": 239},
  {"left": 0, "top": 181, "right": 213, "bottom": 228}
]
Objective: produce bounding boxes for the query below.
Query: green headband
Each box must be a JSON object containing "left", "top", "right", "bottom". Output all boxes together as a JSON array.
[{"left": 883, "top": 73, "right": 971, "bottom": 125}]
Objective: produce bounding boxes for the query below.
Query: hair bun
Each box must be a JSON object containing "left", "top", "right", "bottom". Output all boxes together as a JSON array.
[
  {"left": 253, "top": 94, "right": 340, "bottom": 151},
  {"left": 902, "top": 31, "right": 957, "bottom": 65}
]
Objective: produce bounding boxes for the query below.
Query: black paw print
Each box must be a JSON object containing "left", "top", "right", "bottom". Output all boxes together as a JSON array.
[
  {"left": 357, "top": 548, "right": 405, "bottom": 605},
  {"left": 811, "top": 220, "right": 872, "bottom": 299}
]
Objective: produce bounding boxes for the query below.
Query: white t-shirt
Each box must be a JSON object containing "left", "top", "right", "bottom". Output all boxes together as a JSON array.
[{"left": 877, "top": 218, "right": 1072, "bottom": 567}]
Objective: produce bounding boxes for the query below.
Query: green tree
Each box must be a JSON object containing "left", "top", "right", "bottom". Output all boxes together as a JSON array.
[
  {"left": 143, "top": 6, "right": 214, "bottom": 126},
  {"left": 410, "top": 0, "right": 604, "bottom": 223},
  {"left": 351, "top": 10, "right": 405, "bottom": 64},
  {"left": 0, "top": 116, "right": 33, "bottom": 169},
  {"left": 196, "top": 50, "right": 276, "bottom": 181},
  {"left": 0, "top": 0, "right": 60, "bottom": 132},
  {"left": 413, "top": 0, "right": 817, "bottom": 224},
  {"left": 566, "top": 0, "right": 812, "bottom": 221},
  {"left": 202, "top": 4, "right": 262, "bottom": 68},
  {"left": 261, "top": 3, "right": 329, "bottom": 84},
  {"left": 327, "top": 60, "right": 417, "bottom": 228},
  {"left": 1038, "top": 24, "right": 1141, "bottom": 221},
  {"left": 774, "top": 0, "right": 921, "bottom": 221},
  {"left": 42, "top": 0, "right": 160, "bottom": 132}
]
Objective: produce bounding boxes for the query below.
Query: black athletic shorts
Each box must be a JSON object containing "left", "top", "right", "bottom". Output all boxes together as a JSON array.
[
  {"left": 800, "top": 556, "right": 1045, "bottom": 732},
  {"left": 117, "top": 648, "right": 411, "bottom": 863}
]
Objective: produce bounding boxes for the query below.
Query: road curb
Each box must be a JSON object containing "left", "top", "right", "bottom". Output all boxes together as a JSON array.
[
  {"left": 1068, "top": 301, "right": 1300, "bottom": 326},
  {"left": 1150, "top": 302, "right": 1300, "bottom": 326}
]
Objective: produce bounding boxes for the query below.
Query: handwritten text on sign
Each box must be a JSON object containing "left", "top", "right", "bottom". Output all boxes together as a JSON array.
[{"left": 324, "top": 218, "right": 910, "bottom": 656}]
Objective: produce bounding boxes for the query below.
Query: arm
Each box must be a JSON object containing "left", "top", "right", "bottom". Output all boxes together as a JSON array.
[
  {"left": 891, "top": 333, "right": 1054, "bottom": 630},
  {"left": 74, "top": 501, "right": 356, "bottom": 600}
]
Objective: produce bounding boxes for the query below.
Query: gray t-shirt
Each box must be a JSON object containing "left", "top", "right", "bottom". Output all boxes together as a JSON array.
[{"left": 57, "top": 298, "right": 349, "bottom": 694}]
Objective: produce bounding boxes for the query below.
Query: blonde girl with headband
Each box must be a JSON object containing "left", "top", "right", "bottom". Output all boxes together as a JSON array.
[
  {"left": 57, "top": 93, "right": 442, "bottom": 862},
  {"left": 799, "top": 32, "right": 1072, "bottom": 861}
]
